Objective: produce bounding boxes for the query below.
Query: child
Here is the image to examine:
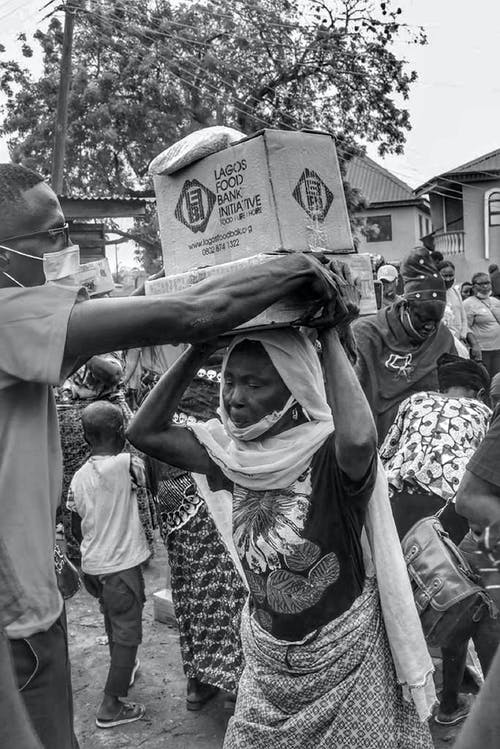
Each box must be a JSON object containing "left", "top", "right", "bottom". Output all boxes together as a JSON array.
[{"left": 67, "top": 400, "right": 150, "bottom": 729}]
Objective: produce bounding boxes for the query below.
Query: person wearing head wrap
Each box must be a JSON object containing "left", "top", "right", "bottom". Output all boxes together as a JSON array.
[
  {"left": 127, "top": 322, "right": 435, "bottom": 749},
  {"left": 352, "top": 247, "right": 457, "bottom": 443},
  {"left": 380, "top": 352, "right": 495, "bottom": 728}
]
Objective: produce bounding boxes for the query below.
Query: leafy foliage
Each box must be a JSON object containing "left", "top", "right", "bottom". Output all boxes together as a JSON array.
[{"left": 0, "top": 0, "right": 425, "bottom": 266}]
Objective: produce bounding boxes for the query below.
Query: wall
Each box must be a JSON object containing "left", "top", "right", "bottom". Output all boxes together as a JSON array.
[{"left": 354, "top": 205, "right": 428, "bottom": 263}]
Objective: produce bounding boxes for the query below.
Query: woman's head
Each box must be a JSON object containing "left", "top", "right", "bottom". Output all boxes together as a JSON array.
[
  {"left": 472, "top": 272, "right": 492, "bottom": 299},
  {"left": 222, "top": 340, "right": 292, "bottom": 436},
  {"left": 437, "top": 260, "right": 455, "bottom": 289},
  {"left": 219, "top": 329, "right": 332, "bottom": 442}
]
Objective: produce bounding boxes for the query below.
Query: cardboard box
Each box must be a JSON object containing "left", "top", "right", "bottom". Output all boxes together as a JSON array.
[
  {"left": 150, "top": 129, "right": 354, "bottom": 274},
  {"left": 145, "top": 252, "right": 376, "bottom": 328}
]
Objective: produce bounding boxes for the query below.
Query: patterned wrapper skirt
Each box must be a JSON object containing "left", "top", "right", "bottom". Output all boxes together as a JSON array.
[
  {"left": 224, "top": 577, "right": 433, "bottom": 749},
  {"left": 57, "top": 400, "right": 156, "bottom": 563},
  {"left": 160, "top": 479, "right": 247, "bottom": 694}
]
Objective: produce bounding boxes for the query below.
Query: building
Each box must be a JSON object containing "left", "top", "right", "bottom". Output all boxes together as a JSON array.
[
  {"left": 416, "top": 149, "right": 500, "bottom": 281},
  {"left": 345, "top": 155, "right": 431, "bottom": 264}
]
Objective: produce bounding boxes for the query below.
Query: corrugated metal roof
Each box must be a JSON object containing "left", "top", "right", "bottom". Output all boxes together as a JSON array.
[
  {"left": 448, "top": 149, "right": 500, "bottom": 175},
  {"left": 57, "top": 194, "right": 154, "bottom": 202},
  {"left": 345, "top": 155, "right": 414, "bottom": 204}
]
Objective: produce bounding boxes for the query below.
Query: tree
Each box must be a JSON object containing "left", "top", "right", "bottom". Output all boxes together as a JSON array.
[{"left": 0, "top": 0, "right": 425, "bottom": 268}]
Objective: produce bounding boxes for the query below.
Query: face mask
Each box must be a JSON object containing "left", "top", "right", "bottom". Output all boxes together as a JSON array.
[
  {"left": 0, "top": 243, "right": 80, "bottom": 286},
  {"left": 224, "top": 394, "right": 297, "bottom": 441},
  {"left": 402, "top": 309, "right": 428, "bottom": 341}
]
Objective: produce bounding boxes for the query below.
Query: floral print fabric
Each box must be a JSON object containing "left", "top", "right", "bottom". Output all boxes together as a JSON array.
[
  {"left": 380, "top": 392, "right": 491, "bottom": 502},
  {"left": 227, "top": 434, "right": 375, "bottom": 641}
]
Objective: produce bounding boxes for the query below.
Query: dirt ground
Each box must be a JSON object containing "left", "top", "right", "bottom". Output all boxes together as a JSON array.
[{"left": 68, "top": 538, "right": 463, "bottom": 748}]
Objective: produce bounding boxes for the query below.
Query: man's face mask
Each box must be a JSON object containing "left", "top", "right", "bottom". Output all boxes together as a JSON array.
[
  {"left": 0, "top": 221, "right": 80, "bottom": 287},
  {"left": 0, "top": 244, "right": 81, "bottom": 286}
]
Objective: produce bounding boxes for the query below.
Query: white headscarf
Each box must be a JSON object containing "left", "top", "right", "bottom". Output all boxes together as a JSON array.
[{"left": 189, "top": 329, "right": 334, "bottom": 490}]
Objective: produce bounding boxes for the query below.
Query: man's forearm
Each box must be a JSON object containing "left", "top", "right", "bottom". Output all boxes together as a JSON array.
[{"left": 66, "top": 254, "right": 318, "bottom": 358}]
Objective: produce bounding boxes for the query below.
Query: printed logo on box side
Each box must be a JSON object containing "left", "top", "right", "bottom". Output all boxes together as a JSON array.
[
  {"left": 174, "top": 179, "right": 217, "bottom": 233},
  {"left": 292, "top": 168, "right": 334, "bottom": 222}
]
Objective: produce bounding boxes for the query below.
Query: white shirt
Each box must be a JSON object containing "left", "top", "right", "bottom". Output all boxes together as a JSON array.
[{"left": 68, "top": 453, "right": 150, "bottom": 575}]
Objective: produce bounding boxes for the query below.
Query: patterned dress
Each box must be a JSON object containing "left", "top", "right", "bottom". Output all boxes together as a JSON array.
[{"left": 152, "top": 362, "right": 246, "bottom": 694}]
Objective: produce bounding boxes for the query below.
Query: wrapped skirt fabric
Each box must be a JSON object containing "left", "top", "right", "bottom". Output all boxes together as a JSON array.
[{"left": 224, "top": 578, "right": 433, "bottom": 749}]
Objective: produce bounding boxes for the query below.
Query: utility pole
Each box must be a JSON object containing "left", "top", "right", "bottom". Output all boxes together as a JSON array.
[{"left": 51, "top": 2, "right": 75, "bottom": 194}]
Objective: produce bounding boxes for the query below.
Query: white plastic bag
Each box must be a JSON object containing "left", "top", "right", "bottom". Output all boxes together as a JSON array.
[{"left": 149, "top": 126, "right": 244, "bottom": 175}]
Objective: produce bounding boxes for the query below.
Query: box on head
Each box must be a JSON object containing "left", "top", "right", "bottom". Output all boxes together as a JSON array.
[{"left": 148, "top": 127, "right": 376, "bottom": 329}]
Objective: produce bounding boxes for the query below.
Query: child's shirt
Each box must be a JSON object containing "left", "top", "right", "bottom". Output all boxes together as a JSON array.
[{"left": 68, "top": 453, "right": 150, "bottom": 575}]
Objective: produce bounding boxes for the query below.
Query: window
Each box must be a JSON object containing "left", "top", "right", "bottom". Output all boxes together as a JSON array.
[
  {"left": 489, "top": 191, "right": 500, "bottom": 227},
  {"left": 426, "top": 218, "right": 431, "bottom": 234},
  {"left": 365, "top": 215, "right": 392, "bottom": 242},
  {"left": 418, "top": 214, "right": 423, "bottom": 238}
]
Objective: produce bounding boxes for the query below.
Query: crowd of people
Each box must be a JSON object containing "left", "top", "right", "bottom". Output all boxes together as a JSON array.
[{"left": 3, "top": 161, "right": 500, "bottom": 749}]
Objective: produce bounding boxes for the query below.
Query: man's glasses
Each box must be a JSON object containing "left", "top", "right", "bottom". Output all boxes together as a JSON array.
[
  {"left": 0, "top": 223, "right": 70, "bottom": 247},
  {"left": 475, "top": 281, "right": 491, "bottom": 286}
]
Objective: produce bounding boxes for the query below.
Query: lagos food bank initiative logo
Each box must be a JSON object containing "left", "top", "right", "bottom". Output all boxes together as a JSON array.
[
  {"left": 292, "top": 168, "right": 333, "bottom": 222},
  {"left": 175, "top": 178, "right": 216, "bottom": 233}
]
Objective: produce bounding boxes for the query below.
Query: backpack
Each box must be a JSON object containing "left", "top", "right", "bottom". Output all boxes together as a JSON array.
[{"left": 401, "top": 516, "right": 494, "bottom": 648}]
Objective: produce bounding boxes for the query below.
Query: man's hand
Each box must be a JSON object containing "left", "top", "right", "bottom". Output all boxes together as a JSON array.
[{"left": 297, "top": 257, "right": 361, "bottom": 329}]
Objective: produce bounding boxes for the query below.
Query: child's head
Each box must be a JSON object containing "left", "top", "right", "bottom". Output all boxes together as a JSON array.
[{"left": 81, "top": 401, "right": 125, "bottom": 454}]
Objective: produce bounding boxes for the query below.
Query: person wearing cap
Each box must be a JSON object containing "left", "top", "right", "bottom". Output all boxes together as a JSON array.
[
  {"left": 380, "top": 354, "right": 498, "bottom": 728},
  {"left": 352, "top": 247, "right": 457, "bottom": 443},
  {"left": 376, "top": 264, "right": 402, "bottom": 308}
]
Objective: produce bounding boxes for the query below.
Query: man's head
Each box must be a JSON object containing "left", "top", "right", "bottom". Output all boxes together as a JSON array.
[
  {"left": 81, "top": 401, "right": 125, "bottom": 454},
  {"left": 489, "top": 263, "right": 499, "bottom": 274},
  {"left": 0, "top": 163, "right": 68, "bottom": 288},
  {"left": 437, "top": 353, "right": 490, "bottom": 400},
  {"left": 376, "top": 264, "right": 399, "bottom": 299},
  {"left": 437, "top": 260, "right": 455, "bottom": 290}
]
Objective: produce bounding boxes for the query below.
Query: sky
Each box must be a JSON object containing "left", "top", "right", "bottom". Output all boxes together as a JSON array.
[{"left": 0, "top": 0, "right": 499, "bottom": 261}]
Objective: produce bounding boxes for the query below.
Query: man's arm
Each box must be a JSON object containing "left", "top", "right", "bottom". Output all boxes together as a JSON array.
[
  {"left": 319, "top": 327, "right": 377, "bottom": 482},
  {"left": 65, "top": 254, "right": 331, "bottom": 359},
  {"left": 126, "top": 344, "right": 214, "bottom": 474},
  {"left": 455, "top": 470, "right": 500, "bottom": 529}
]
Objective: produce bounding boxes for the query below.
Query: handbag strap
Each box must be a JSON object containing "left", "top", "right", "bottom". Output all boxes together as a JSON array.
[
  {"left": 434, "top": 499, "right": 449, "bottom": 519},
  {"left": 478, "top": 298, "right": 500, "bottom": 326}
]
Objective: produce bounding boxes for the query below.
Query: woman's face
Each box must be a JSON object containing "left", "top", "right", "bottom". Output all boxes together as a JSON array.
[
  {"left": 222, "top": 342, "right": 290, "bottom": 428},
  {"left": 473, "top": 274, "right": 492, "bottom": 299},
  {"left": 404, "top": 299, "right": 446, "bottom": 340}
]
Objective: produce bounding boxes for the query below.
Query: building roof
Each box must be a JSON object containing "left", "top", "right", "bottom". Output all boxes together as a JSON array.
[
  {"left": 345, "top": 154, "right": 416, "bottom": 204},
  {"left": 416, "top": 148, "right": 500, "bottom": 195}
]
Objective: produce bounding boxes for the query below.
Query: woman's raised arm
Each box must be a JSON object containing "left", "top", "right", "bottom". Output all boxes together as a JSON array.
[
  {"left": 126, "top": 344, "right": 215, "bottom": 475},
  {"left": 319, "top": 327, "right": 377, "bottom": 482}
]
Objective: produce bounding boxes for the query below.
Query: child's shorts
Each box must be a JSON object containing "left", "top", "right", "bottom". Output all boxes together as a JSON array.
[{"left": 83, "top": 565, "right": 146, "bottom": 647}]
